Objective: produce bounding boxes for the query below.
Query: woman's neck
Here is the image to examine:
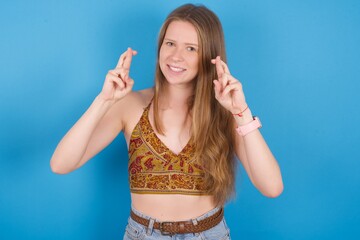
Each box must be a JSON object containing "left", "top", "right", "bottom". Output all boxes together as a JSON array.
[{"left": 159, "top": 83, "right": 194, "bottom": 110}]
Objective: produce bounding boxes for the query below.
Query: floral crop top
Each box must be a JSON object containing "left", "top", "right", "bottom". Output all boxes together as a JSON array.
[{"left": 128, "top": 102, "right": 208, "bottom": 195}]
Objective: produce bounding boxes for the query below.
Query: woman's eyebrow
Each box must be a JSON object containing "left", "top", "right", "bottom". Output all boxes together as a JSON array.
[
  {"left": 164, "top": 38, "right": 198, "bottom": 46},
  {"left": 185, "top": 42, "right": 198, "bottom": 46}
]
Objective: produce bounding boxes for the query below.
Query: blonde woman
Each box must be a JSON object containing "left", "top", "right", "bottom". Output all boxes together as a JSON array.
[{"left": 50, "top": 4, "right": 283, "bottom": 239}]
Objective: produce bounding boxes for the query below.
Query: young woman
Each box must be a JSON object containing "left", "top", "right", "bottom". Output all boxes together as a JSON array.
[{"left": 50, "top": 4, "right": 283, "bottom": 239}]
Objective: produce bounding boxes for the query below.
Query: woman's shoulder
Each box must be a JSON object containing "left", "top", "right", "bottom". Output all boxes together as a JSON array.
[
  {"left": 112, "top": 87, "right": 154, "bottom": 132},
  {"left": 121, "top": 87, "right": 154, "bottom": 108},
  {"left": 136, "top": 87, "right": 155, "bottom": 104}
]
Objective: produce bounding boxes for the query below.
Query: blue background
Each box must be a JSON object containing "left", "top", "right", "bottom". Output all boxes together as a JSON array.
[{"left": 1, "top": 0, "right": 359, "bottom": 239}]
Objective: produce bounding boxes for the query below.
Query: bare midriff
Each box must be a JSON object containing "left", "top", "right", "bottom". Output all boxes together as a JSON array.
[{"left": 131, "top": 193, "right": 216, "bottom": 221}]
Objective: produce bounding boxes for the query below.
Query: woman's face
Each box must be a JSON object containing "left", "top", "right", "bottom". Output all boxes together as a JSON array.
[{"left": 159, "top": 20, "right": 199, "bottom": 87}]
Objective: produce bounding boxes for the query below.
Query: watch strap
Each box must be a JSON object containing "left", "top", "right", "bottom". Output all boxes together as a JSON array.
[{"left": 236, "top": 116, "right": 262, "bottom": 136}]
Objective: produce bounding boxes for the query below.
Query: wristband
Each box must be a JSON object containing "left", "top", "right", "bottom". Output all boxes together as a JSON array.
[
  {"left": 236, "top": 116, "right": 262, "bottom": 136},
  {"left": 232, "top": 105, "right": 249, "bottom": 117}
]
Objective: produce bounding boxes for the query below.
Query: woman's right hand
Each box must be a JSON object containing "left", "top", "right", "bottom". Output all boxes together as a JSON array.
[{"left": 99, "top": 47, "right": 137, "bottom": 102}]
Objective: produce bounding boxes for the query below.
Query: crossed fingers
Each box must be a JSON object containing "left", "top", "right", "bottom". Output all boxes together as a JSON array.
[
  {"left": 212, "top": 56, "right": 239, "bottom": 96},
  {"left": 212, "top": 56, "right": 230, "bottom": 77},
  {"left": 114, "top": 47, "right": 137, "bottom": 84}
]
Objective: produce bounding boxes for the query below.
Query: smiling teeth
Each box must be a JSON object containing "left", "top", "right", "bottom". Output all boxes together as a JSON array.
[{"left": 169, "top": 65, "right": 185, "bottom": 72}]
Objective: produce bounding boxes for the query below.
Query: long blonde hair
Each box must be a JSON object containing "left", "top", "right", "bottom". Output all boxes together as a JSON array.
[{"left": 153, "top": 4, "right": 237, "bottom": 206}]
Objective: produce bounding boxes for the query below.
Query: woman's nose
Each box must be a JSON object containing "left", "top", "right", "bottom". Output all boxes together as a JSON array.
[{"left": 170, "top": 47, "right": 184, "bottom": 62}]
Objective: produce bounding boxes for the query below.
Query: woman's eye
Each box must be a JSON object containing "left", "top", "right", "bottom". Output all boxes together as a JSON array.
[
  {"left": 166, "top": 42, "right": 174, "bottom": 46},
  {"left": 187, "top": 46, "right": 197, "bottom": 52}
]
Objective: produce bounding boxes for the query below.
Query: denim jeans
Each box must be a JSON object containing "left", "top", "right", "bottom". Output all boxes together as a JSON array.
[{"left": 123, "top": 206, "right": 231, "bottom": 240}]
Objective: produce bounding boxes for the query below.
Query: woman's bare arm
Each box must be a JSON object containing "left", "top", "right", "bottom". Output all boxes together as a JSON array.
[{"left": 50, "top": 48, "right": 137, "bottom": 174}]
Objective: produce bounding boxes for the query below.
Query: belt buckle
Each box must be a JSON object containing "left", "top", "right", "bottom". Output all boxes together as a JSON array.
[{"left": 159, "top": 221, "right": 173, "bottom": 235}]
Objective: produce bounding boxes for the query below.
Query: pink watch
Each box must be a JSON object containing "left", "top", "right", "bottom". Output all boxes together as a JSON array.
[{"left": 236, "top": 116, "right": 262, "bottom": 136}]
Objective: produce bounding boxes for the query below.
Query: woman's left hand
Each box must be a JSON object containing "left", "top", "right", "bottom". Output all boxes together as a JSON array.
[{"left": 212, "top": 56, "right": 247, "bottom": 114}]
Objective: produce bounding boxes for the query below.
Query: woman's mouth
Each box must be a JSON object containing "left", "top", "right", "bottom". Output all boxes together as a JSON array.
[{"left": 168, "top": 65, "right": 186, "bottom": 73}]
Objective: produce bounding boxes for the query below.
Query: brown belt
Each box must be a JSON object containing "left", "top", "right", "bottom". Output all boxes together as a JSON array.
[{"left": 130, "top": 208, "right": 224, "bottom": 235}]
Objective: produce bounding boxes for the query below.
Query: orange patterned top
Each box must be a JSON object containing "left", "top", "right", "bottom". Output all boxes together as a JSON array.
[{"left": 128, "top": 102, "right": 208, "bottom": 195}]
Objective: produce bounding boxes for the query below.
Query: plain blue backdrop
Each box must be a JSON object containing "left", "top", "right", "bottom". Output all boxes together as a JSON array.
[{"left": 1, "top": 0, "right": 359, "bottom": 239}]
